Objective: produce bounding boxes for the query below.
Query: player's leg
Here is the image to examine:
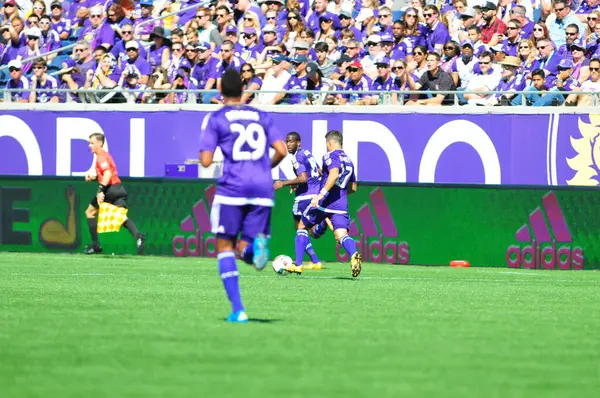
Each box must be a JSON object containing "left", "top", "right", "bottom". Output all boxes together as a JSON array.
[
  {"left": 295, "top": 200, "right": 321, "bottom": 270},
  {"left": 211, "top": 201, "right": 247, "bottom": 323},
  {"left": 109, "top": 185, "right": 145, "bottom": 254},
  {"left": 289, "top": 208, "right": 324, "bottom": 274},
  {"left": 330, "top": 214, "right": 362, "bottom": 278},
  {"left": 309, "top": 218, "right": 330, "bottom": 239},
  {"left": 84, "top": 198, "right": 102, "bottom": 254},
  {"left": 238, "top": 204, "right": 271, "bottom": 270}
]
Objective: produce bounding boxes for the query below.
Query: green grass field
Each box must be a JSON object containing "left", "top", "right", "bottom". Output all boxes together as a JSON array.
[{"left": 1, "top": 253, "right": 599, "bottom": 397}]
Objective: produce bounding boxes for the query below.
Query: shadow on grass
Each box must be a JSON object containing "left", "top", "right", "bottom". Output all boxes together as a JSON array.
[
  {"left": 221, "top": 318, "right": 282, "bottom": 323},
  {"left": 331, "top": 276, "right": 357, "bottom": 281}
]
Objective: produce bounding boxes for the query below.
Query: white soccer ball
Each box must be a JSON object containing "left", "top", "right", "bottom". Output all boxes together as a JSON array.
[{"left": 272, "top": 255, "right": 293, "bottom": 275}]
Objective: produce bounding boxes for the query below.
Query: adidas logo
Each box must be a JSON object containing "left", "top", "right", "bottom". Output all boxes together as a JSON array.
[
  {"left": 336, "top": 187, "right": 410, "bottom": 264},
  {"left": 172, "top": 185, "right": 218, "bottom": 257},
  {"left": 506, "top": 192, "right": 584, "bottom": 270}
]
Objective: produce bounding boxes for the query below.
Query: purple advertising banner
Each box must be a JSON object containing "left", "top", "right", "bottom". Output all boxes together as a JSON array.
[{"left": 0, "top": 110, "right": 597, "bottom": 186}]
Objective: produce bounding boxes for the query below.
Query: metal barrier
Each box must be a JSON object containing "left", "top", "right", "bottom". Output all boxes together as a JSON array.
[{"left": 1, "top": 87, "right": 599, "bottom": 106}]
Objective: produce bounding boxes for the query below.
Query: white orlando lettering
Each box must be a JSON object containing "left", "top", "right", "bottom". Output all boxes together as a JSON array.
[{"left": 225, "top": 110, "right": 260, "bottom": 122}]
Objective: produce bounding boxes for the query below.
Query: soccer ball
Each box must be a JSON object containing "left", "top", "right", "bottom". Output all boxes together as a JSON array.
[{"left": 272, "top": 255, "right": 293, "bottom": 275}]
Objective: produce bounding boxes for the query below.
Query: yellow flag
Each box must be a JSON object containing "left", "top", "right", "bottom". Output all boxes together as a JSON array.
[{"left": 97, "top": 202, "right": 128, "bottom": 233}]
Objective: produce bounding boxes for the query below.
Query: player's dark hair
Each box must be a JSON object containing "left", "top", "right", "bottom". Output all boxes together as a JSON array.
[
  {"left": 287, "top": 132, "right": 301, "bottom": 142},
  {"left": 89, "top": 133, "right": 105, "bottom": 145},
  {"left": 220, "top": 68, "right": 243, "bottom": 98},
  {"left": 325, "top": 130, "right": 343, "bottom": 146}
]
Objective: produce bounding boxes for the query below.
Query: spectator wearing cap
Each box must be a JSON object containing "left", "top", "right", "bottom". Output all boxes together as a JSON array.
[
  {"left": 371, "top": 55, "right": 395, "bottom": 103},
  {"left": 337, "top": 9, "right": 364, "bottom": 43},
  {"left": 501, "top": 19, "right": 523, "bottom": 56},
  {"left": 191, "top": 41, "right": 218, "bottom": 102},
  {"left": 30, "top": 58, "right": 59, "bottom": 103},
  {"left": 293, "top": 38, "right": 317, "bottom": 62},
  {"left": 453, "top": 7, "right": 477, "bottom": 44},
  {"left": 134, "top": 0, "right": 160, "bottom": 42},
  {"left": 460, "top": 51, "right": 501, "bottom": 104},
  {"left": 1, "top": 14, "right": 26, "bottom": 65},
  {"left": 423, "top": 5, "right": 450, "bottom": 55},
  {"left": 530, "top": 58, "right": 581, "bottom": 106},
  {"left": 316, "top": 11, "right": 337, "bottom": 42},
  {"left": 361, "top": 34, "right": 383, "bottom": 79},
  {"left": 240, "top": 63, "right": 262, "bottom": 104},
  {"left": 79, "top": 6, "right": 116, "bottom": 50},
  {"left": 241, "top": 27, "right": 263, "bottom": 63},
  {"left": 467, "top": 26, "right": 487, "bottom": 57},
  {"left": 406, "top": 51, "right": 457, "bottom": 106},
  {"left": 15, "top": 27, "right": 42, "bottom": 74},
  {"left": 314, "top": 41, "right": 335, "bottom": 78},
  {"left": 558, "top": 24, "right": 582, "bottom": 60},
  {"left": 215, "top": 39, "right": 243, "bottom": 90},
  {"left": 570, "top": 39, "right": 591, "bottom": 84},
  {"left": 148, "top": 27, "right": 171, "bottom": 69},
  {"left": 56, "top": 59, "right": 81, "bottom": 103},
  {"left": 304, "top": 61, "right": 335, "bottom": 105},
  {"left": 123, "top": 41, "right": 151, "bottom": 84},
  {"left": 329, "top": 53, "right": 352, "bottom": 82},
  {"left": 509, "top": 6, "right": 533, "bottom": 39},
  {"left": 262, "top": 24, "right": 279, "bottom": 47},
  {"left": 49, "top": 1, "right": 71, "bottom": 40},
  {"left": 577, "top": 58, "right": 600, "bottom": 106},
  {"left": 111, "top": 23, "right": 147, "bottom": 65},
  {"left": 118, "top": 66, "right": 146, "bottom": 103},
  {"left": 273, "top": 53, "right": 308, "bottom": 104},
  {"left": 536, "top": 38, "right": 561, "bottom": 86},
  {"left": 5, "top": 60, "right": 29, "bottom": 103},
  {"left": 451, "top": 40, "right": 479, "bottom": 87},
  {"left": 253, "top": 53, "right": 291, "bottom": 105},
  {"left": 494, "top": 55, "right": 527, "bottom": 105},
  {"left": 165, "top": 67, "right": 191, "bottom": 104},
  {"left": 338, "top": 60, "right": 374, "bottom": 105},
  {"left": 194, "top": 7, "right": 221, "bottom": 46},
  {"left": 547, "top": 0, "right": 587, "bottom": 48},
  {"left": 480, "top": 2, "right": 507, "bottom": 46},
  {"left": 308, "top": 0, "right": 339, "bottom": 33},
  {"left": 215, "top": 25, "right": 243, "bottom": 58}
]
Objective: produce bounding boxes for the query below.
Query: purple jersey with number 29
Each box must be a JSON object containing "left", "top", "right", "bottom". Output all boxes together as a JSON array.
[
  {"left": 320, "top": 149, "right": 356, "bottom": 212},
  {"left": 199, "top": 105, "right": 282, "bottom": 202}
]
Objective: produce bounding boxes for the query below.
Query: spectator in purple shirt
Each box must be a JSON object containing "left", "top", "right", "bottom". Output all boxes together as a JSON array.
[
  {"left": 29, "top": 58, "right": 59, "bottom": 104},
  {"left": 494, "top": 56, "right": 527, "bottom": 105},
  {"left": 531, "top": 59, "right": 581, "bottom": 106},
  {"left": 371, "top": 55, "right": 395, "bottom": 104},
  {"left": 38, "top": 15, "right": 61, "bottom": 58},
  {"left": 240, "top": 27, "right": 263, "bottom": 63},
  {"left": 338, "top": 60, "right": 373, "bottom": 105},
  {"left": 5, "top": 59, "right": 30, "bottom": 103},
  {"left": 215, "top": 40, "right": 243, "bottom": 90},
  {"left": 1, "top": 16, "right": 27, "bottom": 65},
  {"left": 240, "top": 63, "right": 262, "bottom": 104},
  {"left": 501, "top": 19, "right": 522, "bottom": 56},
  {"left": 558, "top": 24, "right": 582, "bottom": 60},
  {"left": 423, "top": 5, "right": 450, "bottom": 55},
  {"left": 536, "top": 38, "right": 562, "bottom": 87},
  {"left": 510, "top": 6, "right": 533, "bottom": 39},
  {"left": 16, "top": 27, "right": 42, "bottom": 75},
  {"left": 50, "top": 1, "right": 71, "bottom": 40},
  {"left": 78, "top": 6, "right": 115, "bottom": 50},
  {"left": 148, "top": 26, "right": 171, "bottom": 69},
  {"left": 134, "top": 0, "right": 158, "bottom": 41},
  {"left": 111, "top": 23, "right": 146, "bottom": 65},
  {"left": 123, "top": 40, "right": 151, "bottom": 85}
]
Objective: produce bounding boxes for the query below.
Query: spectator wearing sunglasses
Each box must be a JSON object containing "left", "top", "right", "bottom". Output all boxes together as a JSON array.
[
  {"left": 240, "top": 27, "right": 263, "bottom": 63},
  {"left": 134, "top": 0, "right": 159, "bottom": 42},
  {"left": 423, "top": 5, "right": 450, "bottom": 55},
  {"left": 337, "top": 9, "right": 363, "bottom": 43},
  {"left": 479, "top": 2, "right": 506, "bottom": 46},
  {"left": 215, "top": 40, "right": 243, "bottom": 90},
  {"left": 557, "top": 24, "right": 582, "bottom": 60},
  {"left": 536, "top": 38, "right": 561, "bottom": 87},
  {"left": 371, "top": 55, "right": 395, "bottom": 103},
  {"left": 509, "top": 6, "right": 533, "bottom": 40},
  {"left": 30, "top": 58, "right": 59, "bottom": 104},
  {"left": 38, "top": 15, "right": 61, "bottom": 58},
  {"left": 338, "top": 60, "right": 374, "bottom": 105},
  {"left": 215, "top": 25, "right": 243, "bottom": 58},
  {"left": 5, "top": 60, "right": 30, "bottom": 103},
  {"left": 123, "top": 41, "right": 151, "bottom": 84},
  {"left": 453, "top": 7, "right": 477, "bottom": 44},
  {"left": 546, "top": 0, "right": 586, "bottom": 48},
  {"left": 49, "top": 1, "right": 71, "bottom": 40},
  {"left": 460, "top": 51, "right": 501, "bottom": 105},
  {"left": 111, "top": 23, "right": 147, "bottom": 65},
  {"left": 307, "top": 0, "right": 339, "bottom": 33},
  {"left": 78, "top": 6, "right": 115, "bottom": 50},
  {"left": 500, "top": 19, "right": 523, "bottom": 56},
  {"left": 240, "top": 63, "right": 262, "bottom": 104},
  {"left": 15, "top": 27, "right": 41, "bottom": 75},
  {"left": 530, "top": 58, "right": 581, "bottom": 106},
  {"left": 577, "top": 58, "right": 600, "bottom": 106},
  {"left": 493, "top": 56, "right": 527, "bottom": 106},
  {"left": 274, "top": 53, "right": 308, "bottom": 104}
]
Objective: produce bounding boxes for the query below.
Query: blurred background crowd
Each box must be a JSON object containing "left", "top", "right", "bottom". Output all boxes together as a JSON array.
[{"left": 0, "top": 0, "right": 599, "bottom": 106}]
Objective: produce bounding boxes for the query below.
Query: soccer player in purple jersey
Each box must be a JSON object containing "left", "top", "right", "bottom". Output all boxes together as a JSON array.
[
  {"left": 199, "top": 68, "right": 288, "bottom": 323},
  {"left": 296, "top": 130, "right": 363, "bottom": 278},
  {"left": 273, "top": 132, "right": 323, "bottom": 273}
]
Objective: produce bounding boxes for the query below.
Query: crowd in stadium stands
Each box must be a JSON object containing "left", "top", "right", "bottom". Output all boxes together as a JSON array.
[{"left": 0, "top": 0, "right": 599, "bottom": 106}]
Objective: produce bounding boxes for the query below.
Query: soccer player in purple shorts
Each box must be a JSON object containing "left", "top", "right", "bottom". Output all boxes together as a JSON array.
[
  {"left": 273, "top": 132, "right": 323, "bottom": 273},
  {"left": 199, "top": 68, "right": 287, "bottom": 323},
  {"left": 296, "top": 130, "right": 363, "bottom": 278}
]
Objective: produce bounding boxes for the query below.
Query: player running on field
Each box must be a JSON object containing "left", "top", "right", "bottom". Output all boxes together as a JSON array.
[
  {"left": 84, "top": 133, "right": 146, "bottom": 255},
  {"left": 199, "top": 68, "right": 287, "bottom": 323},
  {"left": 293, "top": 129, "right": 362, "bottom": 277},
  {"left": 273, "top": 132, "right": 323, "bottom": 272}
]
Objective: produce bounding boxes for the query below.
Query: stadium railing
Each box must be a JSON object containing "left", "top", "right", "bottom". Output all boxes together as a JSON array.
[{"left": 1, "top": 87, "right": 599, "bottom": 107}]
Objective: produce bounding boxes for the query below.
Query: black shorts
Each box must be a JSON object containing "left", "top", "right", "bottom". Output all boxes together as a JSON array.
[{"left": 90, "top": 184, "right": 128, "bottom": 209}]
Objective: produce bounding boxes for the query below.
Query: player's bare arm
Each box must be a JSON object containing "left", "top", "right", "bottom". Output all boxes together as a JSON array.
[
  {"left": 348, "top": 181, "right": 358, "bottom": 195},
  {"left": 273, "top": 171, "right": 307, "bottom": 190},
  {"left": 311, "top": 167, "right": 339, "bottom": 207},
  {"left": 199, "top": 151, "right": 214, "bottom": 168},
  {"left": 271, "top": 140, "right": 287, "bottom": 168}
]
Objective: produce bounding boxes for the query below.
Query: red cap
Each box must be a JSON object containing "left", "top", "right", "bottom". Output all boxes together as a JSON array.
[
  {"left": 349, "top": 60, "right": 362, "bottom": 69},
  {"left": 4, "top": 0, "right": 17, "bottom": 5}
]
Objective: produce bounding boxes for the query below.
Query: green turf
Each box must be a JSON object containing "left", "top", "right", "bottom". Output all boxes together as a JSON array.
[{"left": 1, "top": 253, "right": 599, "bottom": 397}]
